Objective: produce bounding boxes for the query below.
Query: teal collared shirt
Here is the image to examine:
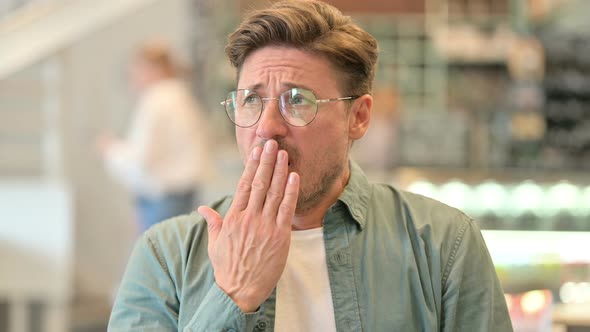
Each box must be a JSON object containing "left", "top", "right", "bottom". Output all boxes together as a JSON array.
[{"left": 109, "top": 162, "right": 513, "bottom": 332}]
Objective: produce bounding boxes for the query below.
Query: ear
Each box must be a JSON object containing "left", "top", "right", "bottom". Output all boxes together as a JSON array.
[{"left": 348, "top": 94, "right": 372, "bottom": 141}]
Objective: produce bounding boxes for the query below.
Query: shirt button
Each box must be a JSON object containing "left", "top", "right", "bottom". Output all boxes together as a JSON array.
[{"left": 255, "top": 321, "right": 267, "bottom": 330}]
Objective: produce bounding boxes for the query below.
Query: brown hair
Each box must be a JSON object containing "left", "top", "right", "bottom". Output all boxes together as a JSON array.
[{"left": 225, "top": 0, "right": 379, "bottom": 97}]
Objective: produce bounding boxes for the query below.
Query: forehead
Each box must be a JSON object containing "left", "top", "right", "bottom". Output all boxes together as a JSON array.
[{"left": 237, "top": 46, "right": 342, "bottom": 93}]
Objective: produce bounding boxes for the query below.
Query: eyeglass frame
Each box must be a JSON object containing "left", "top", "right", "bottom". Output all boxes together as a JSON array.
[{"left": 220, "top": 87, "right": 359, "bottom": 128}]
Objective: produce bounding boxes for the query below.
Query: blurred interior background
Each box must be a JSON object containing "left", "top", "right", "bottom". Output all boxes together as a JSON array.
[{"left": 0, "top": 0, "right": 589, "bottom": 331}]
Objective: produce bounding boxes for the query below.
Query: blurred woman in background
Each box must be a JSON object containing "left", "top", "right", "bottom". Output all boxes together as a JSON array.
[{"left": 98, "top": 39, "right": 211, "bottom": 232}]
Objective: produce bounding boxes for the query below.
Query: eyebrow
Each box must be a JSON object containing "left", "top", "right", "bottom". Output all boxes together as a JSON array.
[{"left": 240, "top": 82, "right": 314, "bottom": 93}]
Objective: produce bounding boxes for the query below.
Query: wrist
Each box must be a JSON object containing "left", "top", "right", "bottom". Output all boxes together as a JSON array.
[
  {"left": 216, "top": 281, "right": 261, "bottom": 313},
  {"left": 235, "top": 300, "right": 259, "bottom": 314}
]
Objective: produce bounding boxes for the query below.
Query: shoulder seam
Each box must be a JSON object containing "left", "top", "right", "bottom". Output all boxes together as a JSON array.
[
  {"left": 146, "top": 234, "right": 171, "bottom": 276},
  {"left": 441, "top": 214, "right": 471, "bottom": 287}
]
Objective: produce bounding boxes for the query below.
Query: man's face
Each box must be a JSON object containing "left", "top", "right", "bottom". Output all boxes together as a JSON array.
[{"left": 235, "top": 46, "right": 355, "bottom": 214}]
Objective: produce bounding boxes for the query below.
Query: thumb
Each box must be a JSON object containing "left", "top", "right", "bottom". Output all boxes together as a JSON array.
[{"left": 197, "top": 205, "right": 222, "bottom": 245}]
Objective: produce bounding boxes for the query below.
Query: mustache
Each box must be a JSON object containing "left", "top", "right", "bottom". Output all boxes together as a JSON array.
[{"left": 256, "top": 139, "right": 300, "bottom": 165}]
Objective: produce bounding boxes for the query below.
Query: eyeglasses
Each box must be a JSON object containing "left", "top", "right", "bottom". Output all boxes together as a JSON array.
[{"left": 220, "top": 87, "right": 358, "bottom": 127}]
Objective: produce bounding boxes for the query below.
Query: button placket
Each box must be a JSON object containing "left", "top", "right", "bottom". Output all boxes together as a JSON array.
[{"left": 254, "top": 320, "right": 267, "bottom": 331}]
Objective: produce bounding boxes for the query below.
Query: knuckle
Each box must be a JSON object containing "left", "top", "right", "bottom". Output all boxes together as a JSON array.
[
  {"left": 284, "top": 190, "right": 297, "bottom": 201},
  {"left": 278, "top": 202, "right": 294, "bottom": 216},
  {"left": 266, "top": 188, "right": 283, "bottom": 201},
  {"left": 237, "top": 179, "right": 252, "bottom": 193},
  {"left": 237, "top": 212, "right": 253, "bottom": 225},
  {"left": 260, "top": 158, "right": 275, "bottom": 167},
  {"left": 251, "top": 178, "right": 266, "bottom": 191}
]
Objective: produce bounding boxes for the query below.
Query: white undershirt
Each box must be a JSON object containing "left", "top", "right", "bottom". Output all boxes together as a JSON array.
[{"left": 275, "top": 227, "right": 337, "bottom": 332}]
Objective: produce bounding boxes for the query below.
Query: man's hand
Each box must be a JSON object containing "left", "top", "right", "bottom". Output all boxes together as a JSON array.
[{"left": 197, "top": 139, "right": 299, "bottom": 313}]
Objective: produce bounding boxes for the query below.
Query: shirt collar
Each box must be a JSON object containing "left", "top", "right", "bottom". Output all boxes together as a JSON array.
[{"left": 336, "top": 160, "right": 370, "bottom": 230}]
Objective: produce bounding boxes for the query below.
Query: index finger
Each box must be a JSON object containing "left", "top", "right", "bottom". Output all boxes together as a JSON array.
[{"left": 231, "top": 146, "right": 262, "bottom": 211}]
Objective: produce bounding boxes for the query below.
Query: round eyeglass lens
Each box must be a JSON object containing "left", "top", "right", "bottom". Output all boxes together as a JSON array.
[
  {"left": 279, "top": 88, "right": 318, "bottom": 126},
  {"left": 227, "top": 90, "right": 262, "bottom": 127}
]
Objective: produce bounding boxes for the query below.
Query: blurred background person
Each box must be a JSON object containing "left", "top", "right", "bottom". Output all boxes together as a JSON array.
[{"left": 97, "top": 39, "right": 211, "bottom": 233}]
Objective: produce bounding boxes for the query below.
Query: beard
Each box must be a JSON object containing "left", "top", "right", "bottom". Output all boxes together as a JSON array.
[{"left": 272, "top": 138, "right": 347, "bottom": 215}]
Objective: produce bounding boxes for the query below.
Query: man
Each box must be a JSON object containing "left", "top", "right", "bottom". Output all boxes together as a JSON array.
[{"left": 108, "top": 1, "right": 513, "bottom": 331}]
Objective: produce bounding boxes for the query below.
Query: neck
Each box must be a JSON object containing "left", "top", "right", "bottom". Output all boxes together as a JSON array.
[{"left": 291, "top": 163, "right": 350, "bottom": 230}]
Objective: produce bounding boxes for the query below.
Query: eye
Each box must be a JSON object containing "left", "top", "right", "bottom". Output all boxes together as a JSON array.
[
  {"left": 244, "top": 94, "right": 259, "bottom": 104},
  {"left": 289, "top": 93, "right": 314, "bottom": 107},
  {"left": 290, "top": 94, "right": 305, "bottom": 105}
]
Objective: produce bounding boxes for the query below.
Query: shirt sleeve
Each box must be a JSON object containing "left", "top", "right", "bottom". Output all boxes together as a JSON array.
[
  {"left": 440, "top": 218, "right": 514, "bottom": 332},
  {"left": 108, "top": 228, "right": 260, "bottom": 332},
  {"left": 107, "top": 233, "right": 182, "bottom": 331},
  {"left": 184, "top": 283, "right": 261, "bottom": 332}
]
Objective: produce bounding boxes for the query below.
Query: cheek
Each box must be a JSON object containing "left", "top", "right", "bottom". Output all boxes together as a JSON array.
[
  {"left": 311, "top": 129, "right": 349, "bottom": 166},
  {"left": 298, "top": 133, "right": 332, "bottom": 165},
  {"left": 236, "top": 128, "right": 255, "bottom": 163}
]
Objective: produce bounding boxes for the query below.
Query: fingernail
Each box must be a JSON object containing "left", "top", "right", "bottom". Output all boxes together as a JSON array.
[
  {"left": 288, "top": 172, "right": 298, "bottom": 184},
  {"left": 265, "top": 140, "right": 276, "bottom": 153},
  {"left": 252, "top": 146, "right": 261, "bottom": 160}
]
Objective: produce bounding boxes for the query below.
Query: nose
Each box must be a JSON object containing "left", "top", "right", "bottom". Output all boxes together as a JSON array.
[{"left": 255, "top": 99, "right": 288, "bottom": 139}]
